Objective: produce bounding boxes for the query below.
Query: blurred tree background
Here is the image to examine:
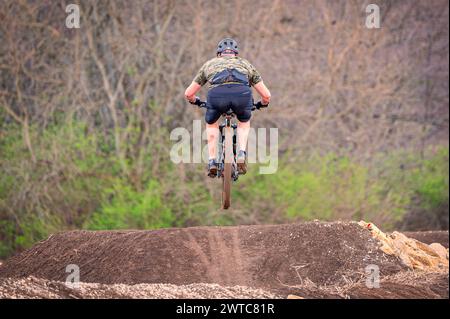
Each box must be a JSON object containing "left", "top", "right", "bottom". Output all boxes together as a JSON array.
[{"left": 0, "top": 0, "right": 448, "bottom": 258}]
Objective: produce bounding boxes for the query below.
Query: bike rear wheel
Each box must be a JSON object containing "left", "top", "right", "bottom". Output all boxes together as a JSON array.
[{"left": 222, "top": 126, "right": 233, "bottom": 209}]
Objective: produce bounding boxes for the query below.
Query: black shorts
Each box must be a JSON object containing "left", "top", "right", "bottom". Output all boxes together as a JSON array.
[{"left": 205, "top": 84, "right": 253, "bottom": 124}]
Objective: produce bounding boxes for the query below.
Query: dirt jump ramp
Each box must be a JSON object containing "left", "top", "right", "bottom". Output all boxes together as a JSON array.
[{"left": 0, "top": 221, "right": 407, "bottom": 291}]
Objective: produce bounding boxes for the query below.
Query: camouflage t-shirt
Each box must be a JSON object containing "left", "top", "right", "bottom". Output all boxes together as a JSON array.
[{"left": 193, "top": 56, "right": 262, "bottom": 88}]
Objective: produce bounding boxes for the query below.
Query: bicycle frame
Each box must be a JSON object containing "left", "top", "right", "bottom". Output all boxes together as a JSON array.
[
  {"left": 192, "top": 98, "right": 267, "bottom": 209},
  {"left": 217, "top": 112, "right": 238, "bottom": 181}
]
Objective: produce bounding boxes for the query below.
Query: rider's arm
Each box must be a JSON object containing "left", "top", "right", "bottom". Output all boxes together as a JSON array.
[
  {"left": 185, "top": 81, "right": 202, "bottom": 103},
  {"left": 254, "top": 81, "right": 271, "bottom": 105},
  {"left": 242, "top": 58, "right": 271, "bottom": 105},
  {"left": 185, "top": 61, "right": 209, "bottom": 103}
]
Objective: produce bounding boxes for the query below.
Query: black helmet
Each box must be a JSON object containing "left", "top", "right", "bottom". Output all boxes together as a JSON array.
[{"left": 217, "top": 38, "right": 238, "bottom": 55}]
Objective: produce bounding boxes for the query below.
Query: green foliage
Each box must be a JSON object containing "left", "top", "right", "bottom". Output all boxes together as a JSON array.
[
  {"left": 0, "top": 112, "right": 448, "bottom": 258},
  {"left": 87, "top": 179, "right": 174, "bottom": 230},
  {"left": 0, "top": 220, "right": 15, "bottom": 257},
  {"left": 235, "top": 153, "right": 408, "bottom": 226},
  {"left": 0, "top": 119, "right": 112, "bottom": 257},
  {"left": 413, "top": 148, "right": 449, "bottom": 209},
  {"left": 233, "top": 148, "right": 448, "bottom": 230}
]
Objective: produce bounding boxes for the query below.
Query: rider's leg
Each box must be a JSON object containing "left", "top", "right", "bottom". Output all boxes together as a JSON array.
[
  {"left": 230, "top": 85, "right": 252, "bottom": 175},
  {"left": 236, "top": 120, "right": 250, "bottom": 174},
  {"left": 205, "top": 121, "right": 220, "bottom": 177},
  {"left": 205, "top": 88, "right": 227, "bottom": 177},
  {"left": 237, "top": 120, "right": 250, "bottom": 152},
  {"left": 206, "top": 121, "right": 220, "bottom": 160}
]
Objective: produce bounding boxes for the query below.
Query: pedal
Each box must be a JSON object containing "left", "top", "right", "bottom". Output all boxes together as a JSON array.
[
  {"left": 237, "top": 160, "right": 247, "bottom": 175},
  {"left": 208, "top": 167, "right": 217, "bottom": 178}
]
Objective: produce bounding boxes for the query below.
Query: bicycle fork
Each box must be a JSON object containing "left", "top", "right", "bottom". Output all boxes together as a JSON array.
[{"left": 219, "top": 117, "right": 238, "bottom": 181}]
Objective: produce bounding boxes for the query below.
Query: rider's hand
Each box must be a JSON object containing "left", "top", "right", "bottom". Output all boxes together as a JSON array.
[
  {"left": 189, "top": 96, "right": 200, "bottom": 105},
  {"left": 255, "top": 101, "right": 269, "bottom": 109}
]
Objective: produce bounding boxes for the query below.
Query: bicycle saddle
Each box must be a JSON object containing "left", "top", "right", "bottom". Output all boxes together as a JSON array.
[{"left": 224, "top": 109, "right": 234, "bottom": 116}]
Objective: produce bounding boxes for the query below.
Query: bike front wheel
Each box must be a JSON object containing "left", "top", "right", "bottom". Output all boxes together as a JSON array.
[{"left": 221, "top": 126, "right": 233, "bottom": 209}]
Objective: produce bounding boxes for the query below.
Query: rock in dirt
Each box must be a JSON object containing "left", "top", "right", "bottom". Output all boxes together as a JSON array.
[
  {"left": 358, "top": 221, "right": 449, "bottom": 271},
  {"left": 429, "top": 243, "right": 449, "bottom": 260},
  {"left": 287, "top": 294, "right": 304, "bottom": 299}
]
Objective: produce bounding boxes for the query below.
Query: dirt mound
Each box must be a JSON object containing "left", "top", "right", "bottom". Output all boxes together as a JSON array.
[
  {"left": 1, "top": 221, "right": 448, "bottom": 299},
  {"left": 0, "top": 222, "right": 404, "bottom": 290}
]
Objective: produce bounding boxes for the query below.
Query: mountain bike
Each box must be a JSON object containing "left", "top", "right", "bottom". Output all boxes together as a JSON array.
[{"left": 193, "top": 99, "right": 267, "bottom": 209}]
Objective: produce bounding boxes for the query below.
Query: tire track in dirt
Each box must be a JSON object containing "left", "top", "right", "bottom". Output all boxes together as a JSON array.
[{"left": 182, "top": 227, "right": 248, "bottom": 286}]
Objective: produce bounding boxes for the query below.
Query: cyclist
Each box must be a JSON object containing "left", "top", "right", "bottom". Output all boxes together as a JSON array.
[{"left": 185, "top": 38, "right": 271, "bottom": 177}]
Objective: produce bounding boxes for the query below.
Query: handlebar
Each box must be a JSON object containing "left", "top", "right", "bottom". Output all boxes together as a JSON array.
[
  {"left": 190, "top": 97, "right": 268, "bottom": 111},
  {"left": 252, "top": 101, "right": 269, "bottom": 110}
]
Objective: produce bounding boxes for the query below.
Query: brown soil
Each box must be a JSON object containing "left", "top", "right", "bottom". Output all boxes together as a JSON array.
[
  {"left": 402, "top": 231, "right": 449, "bottom": 248},
  {"left": 0, "top": 221, "right": 447, "bottom": 299}
]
